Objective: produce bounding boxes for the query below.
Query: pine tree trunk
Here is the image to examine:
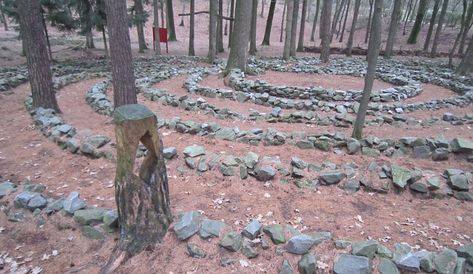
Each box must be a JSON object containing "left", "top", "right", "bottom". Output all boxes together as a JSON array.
[
  {"left": 297, "top": 0, "right": 308, "bottom": 52},
  {"left": 409, "top": 0, "right": 419, "bottom": 21},
  {"left": 403, "top": 0, "right": 414, "bottom": 35},
  {"left": 407, "top": 0, "right": 428, "bottom": 44},
  {"left": 364, "top": 0, "right": 374, "bottom": 43},
  {"left": 86, "top": 30, "right": 96, "bottom": 49},
  {"left": 423, "top": 0, "right": 440, "bottom": 51},
  {"left": 283, "top": 0, "right": 294, "bottom": 60},
  {"left": 225, "top": 0, "right": 252, "bottom": 73},
  {"left": 331, "top": 0, "right": 345, "bottom": 41},
  {"left": 228, "top": 0, "right": 235, "bottom": 47},
  {"left": 249, "top": 0, "right": 258, "bottom": 55},
  {"left": 179, "top": 0, "right": 185, "bottom": 26},
  {"left": 346, "top": 0, "right": 360, "bottom": 56},
  {"left": 153, "top": 0, "right": 162, "bottom": 55},
  {"left": 430, "top": 0, "right": 449, "bottom": 56},
  {"left": 320, "top": 0, "right": 332, "bottom": 62},
  {"left": 456, "top": 34, "right": 473, "bottom": 75},
  {"left": 336, "top": 0, "right": 347, "bottom": 39},
  {"left": 449, "top": 0, "right": 467, "bottom": 67},
  {"left": 338, "top": 0, "right": 350, "bottom": 42},
  {"left": 0, "top": 0, "right": 9, "bottom": 31},
  {"left": 217, "top": 0, "right": 224, "bottom": 52},
  {"left": 290, "top": 0, "right": 299, "bottom": 56},
  {"left": 135, "top": 0, "right": 148, "bottom": 52},
  {"left": 262, "top": 0, "right": 276, "bottom": 45},
  {"left": 384, "top": 0, "right": 402, "bottom": 58},
  {"left": 352, "top": 0, "right": 383, "bottom": 140},
  {"left": 261, "top": 0, "right": 265, "bottom": 17},
  {"left": 18, "top": 0, "right": 60, "bottom": 112},
  {"left": 188, "top": 0, "right": 195, "bottom": 55},
  {"left": 102, "top": 28, "right": 109, "bottom": 58},
  {"left": 105, "top": 0, "right": 137, "bottom": 107},
  {"left": 280, "top": 2, "right": 287, "bottom": 43},
  {"left": 208, "top": 0, "right": 218, "bottom": 62},
  {"left": 458, "top": 1, "right": 473, "bottom": 54},
  {"left": 166, "top": 0, "right": 177, "bottom": 41},
  {"left": 310, "top": 0, "right": 320, "bottom": 42},
  {"left": 160, "top": 0, "right": 165, "bottom": 27},
  {"left": 41, "top": 13, "right": 53, "bottom": 61}
]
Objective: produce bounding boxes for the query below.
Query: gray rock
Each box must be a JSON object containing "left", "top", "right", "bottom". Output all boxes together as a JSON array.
[
  {"left": 24, "top": 183, "right": 46, "bottom": 193},
  {"left": 351, "top": 240, "right": 379, "bottom": 259},
  {"left": 377, "top": 244, "right": 394, "bottom": 258},
  {"left": 391, "top": 165, "right": 411, "bottom": 188},
  {"left": 413, "top": 145, "right": 431, "bottom": 159},
  {"left": 242, "top": 241, "right": 259, "bottom": 258},
  {"left": 319, "top": 171, "right": 347, "bottom": 185},
  {"left": 454, "top": 191, "right": 473, "bottom": 201},
  {"left": 199, "top": 219, "right": 225, "bottom": 238},
  {"left": 215, "top": 127, "right": 236, "bottom": 141},
  {"left": 63, "top": 192, "right": 86, "bottom": 214},
  {"left": 443, "top": 112, "right": 456, "bottom": 122},
  {"left": 335, "top": 240, "right": 352, "bottom": 249},
  {"left": 394, "top": 253, "right": 421, "bottom": 272},
  {"left": 102, "top": 209, "right": 119, "bottom": 230},
  {"left": 426, "top": 177, "right": 441, "bottom": 190},
  {"left": 308, "top": 231, "right": 332, "bottom": 245},
  {"left": 271, "top": 107, "right": 282, "bottom": 117},
  {"left": 26, "top": 195, "right": 47, "bottom": 211},
  {"left": 163, "top": 147, "right": 177, "bottom": 159},
  {"left": 378, "top": 258, "right": 400, "bottom": 274},
  {"left": 420, "top": 253, "right": 435, "bottom": 272},
  {"left": 334, "top": 254, "right": 370, "bottom": 274},
  {"left": 185, "top": 157, "right": 197, "bottom": 169},
  {"left": 347, "top": 138, "right": 361, "bottom": 154},
  {"left": 73, "top": 208, "right": 108, "bottom": 225},
  {"left": 342, "top": 180, "right": 360, "bottom": 192},
  {"left": 454, "top": 257, "right": 466, "bottom": 274},
  {"left": 291, "top": 156, "right": 308, "bottom": 169},
  {"left": 242, "top": 219, "right": 262, "bottom": 239},
  {"left": 183, "top": 145, "right": 206, "bottom": 157},
  {"left": 296, "top": 140, "right": 315, "bottom": 149},
  {"left": 456, "top": 243, "right": 473, "bottom": 264},
  {"left": 66, "top": 138, "right": 80, "bottom": 153},
  {"left": 255, "top": 166, "right": 276, "bottom": 181},
  {"left": 81, "top": 226, "right": 105, "bottom": 240},
  {"left": 86, "top": 135, "right": 110, "bottom": 148},
  {"left": 173, "top": 211, "right": 201, "bottom": 240},
  {"left": 14, "top": 191, "right": 35, "bottom": 208},
  {"left": 219, "top": 165, "right": 235, "bottom": 176},
  {"left": 432, "top": 148, "right": 449, "bottom": 161},
  {"left": 279, "top": 259, "right": 293, "bottom": 274},
  {"left": 286, "top": 234, "right": 316, "bottom": 254},
  {"left": 263, "top": 224, "right": 285, "bottom": 244},
  {"left": 219, "top": 231, "right": 242, "bottom": 251},
  {"left": 0, "top": 181, "right": 17, "bottom": 199},
  {"left": 80, "top": 143, "right": 99, "bottom": 158},
  {"left": 448, "top": 174, "right": 470, "bottom": 191},
  {"left": 186, "top": 243, "right": 206, "bottom": 258},
  {"left": 8, "top": 211, "right": 25, "bottom": 222},
  {"left": 242, "top": 152, "right": 259, "bottom": 169},
  {"left": 45, "top": 198, "right": 64, "bottom": 213},
  {"left": 433, "top": 249, "right": 457, "bottom": 274},
  {"left": 450, "top": 138, "right": 473, "bottom": 153},
  {"left": 410, "top": 181, "right": 429, "bottom": 193},
  {"left": 298, "top": 253, "right": 316, "bottom": 274}
]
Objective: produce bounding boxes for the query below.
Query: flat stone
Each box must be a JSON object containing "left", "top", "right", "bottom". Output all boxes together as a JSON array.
[
  {"left": 433, "top": 248, "right": 457, "bottom": 274},
  {"left": 241, "top": 241, "right": 259, "bottom": 258},
  {"left": 413, "top": 145, "right": 431, "bottom": 159},
  {"left": 334, "top": 254, "right": 370, "bottom": 274},
  {"left": 45, "top": 198, "right": 64, "bottom": 213},
  {"left": 242, "top": 152, "right": 259, "bottom": 169},
  {"left": 14, "top": 191, "right": 35, "bottom": 208},
  {"left": 279, "top": 259, "right": 293, "bottom": 274},
  {"left": 378, "top": 258, "right": 400, "bottom": 274},
  {"left": 163, "top": 147, "right": 177, "bottom": 159},
  {"left": 410, "top": 181, "right": 429, "bottom": 193},
  {"left": 432, "top": 148, "right": 449, "bottom": 161},
  {"left": 86, "top": 135, "right": 110, "bottom": 148},
  {"left": 298, "top": 253, "right": 316, "bottom": 274},
  {"left": 24, "top": 183, "right": 46, "bottom": 193},
  {"left": 26, "top": 195, "right": 47, "bottom": 211},
  {"left": 173, "top": 211, "right": 201, "bottom": 240},
  {"left": 242, "top": 219, "right": 262, "bottom": 240},
  {"left": 296, "top": 140, "right": 315, "bottom": 149},
  {"left": 426, "top": 177, "right": 441, "bottom": 190},
  {"left": 63, "top": 192, "right": 86, "bottom": 214},
  {"left": 114, "top": 104, "right": 154, "bottom": 123},
  {"left": 362, "top": 147, "right": 381, "bottom": 157},
  {"left": 308, "top": 231, "right": 332, "bottom": 245},
  {"left": 102, "top": 209, "right": 118, "bottom": 230},
  {"left": 254, "top": 166, "right": 276, "bottom": 181},
  {"left": 222, "top": 155, "right": 239, "bottom": 166},
  {"left": 80, "top": 143, "right": 98, "bottom": 158},
  {"left": 456, "top": 243, "right": 473, "bottom": 264},
  {"left": 450, "top": 138, "right": 473, "bottom": 153},
  {"left": 263, "top": 224, "right": 285, "bottom": 244},
  {"left": 219, "top": 165, "right": 235, "bottom": 176},
  {"left": 186, "top": 242, "right": 206, "bottom": 258},
  {"left": 351, "top": 240, "right": 379, "bottom": 259},
  {"left": 285, "top": 234, "right": 316, "bottom": 254},
  {"left": 81, "top": 226, "right": 105, "bottom": 240},
  {"left": 448, "top": 174, "right": 470, "bottom": 191},
  {"left": 73, "top": 208, "right": 108, "bottom": 225},
  {"left": 394, "top": 253, "right": 421, "bottom": 272},
  {"left": 420, "top": 253, "right": 435, "bottom": 272},
  {"left": 454, "top": 257, "right": 466, "bottom": 274},
  {"left": 215, "top": 127, "right": 236, "bottom": 141},
  {"left": 199, "top": 219, "right": 225, "bottom": 238},
  {"left": 291, "top": 156, "right": 307, "bottom": 169},
  {"left": 0, "top": 181, "right": 16, "bottom": 199},
  {"left": 183, "top": 145, "right": 206, "bottom": 157},
  {"left": 335, "top": 240, "right": 352, "bottom": 249},
  {"left": 219, "top": 231, "right": 242, "bottom": 251},
  {"left": 391, "top": 165, "right": 411, "bottom": 188},
  {"left": 377, "top": 244, "right": 394, "bottom": 258},
  {"left": 319, "top": 171, "right": 347, "bottom": 185},
  {"left": 347, "top": 138, "right": 361, "bottom": 154}
]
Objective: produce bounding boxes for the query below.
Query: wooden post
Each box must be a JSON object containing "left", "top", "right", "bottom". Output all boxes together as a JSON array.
[{"left": 101, "top": 104, "right": 172, "bottom": 274}]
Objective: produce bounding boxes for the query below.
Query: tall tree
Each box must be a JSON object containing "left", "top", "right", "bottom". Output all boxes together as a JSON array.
[
  {"left": 166, "top": 0, "right": 177, "bottom": 41},
  {"left": 228, "top": 0, "right": 234, "bottom": 47},
  {"left": 153, "top": 0, "right": 161, "bottom": 55},
  {"left": 402, "top": 0, "right": 414, "bottom": 35},
  {"left": 331, "top": 0, "right": 345, "bottom": 40},
  {"left": 384, "top": 0, "right": 402, "bottom": 58},
  {"left": 458, "top": 0, "right": 473, "bottom": 54},
  {"left": 449, "top": 0, "right": 468, "bottom": 67},
  {"left": 133, "top": 0, "right": 148, "bottom": 52},
  {"left": 320, "top": 0, "right": 332, "bottom": 62},
  {"left": 0, "top": 0, "right": 8, "bottom": 30},
  {"left": 188, "top": 0, "right": 194, "bottom": 55},
  {"left": 225, "top": 0, "right": 252, "bottom": 73},
  {"left": 208, "top": 0, "right": 217, "bottom": 62},
  {"left": 280, "top": 2, "right": 286, "bottom": 42},
  {"left": 346, "top": 0, "right": 360, "bottom": 56},
  {"left": 423, "top": 0, "right": 440, "bottom": 51},
  {"left": 261, "top": 0, "right": 265, "bottom": 17},
  {"left": 249, "top": 0, "right": 258, "bottom": 55},
  {"left": 262, "top": 0, "right": 276, "bottom": 45},
  {"left": 297, "top": 0, "right": 308, "bottom": 52},
  {"left": 17, "top": 0, "right": 60, "bottom": 112},
  {"left": 338, "top": 0, "right": 350, "bottom": 42},
  {"left": 352, "top": 0, "right": 383, "bottom": 139},
  {"left": 430, "top": 0, "right": 449, "bottom": 56},
  {"left": 407, "top": 0, "right": 428, "bottom": 44},
  {"left": 364, "top": 0, "right": 374, "bottom": 43},
  {"left": 283, "top": 0, "right": 294, "bottom": 60},
  {"left": 456, "top": 35, "right": 473, "bottom": 75},
  {"left": 289, "top": 0, "right": 299, "bottom": 56},
  {"left": 217, "top": 0, "right": 224, "bottom": 52},
  {"left": 310, "top": 0, "right": 320, "bottom": 41},
  {"left": 105, "top": 0, "right": 137, "bottom": 107}
]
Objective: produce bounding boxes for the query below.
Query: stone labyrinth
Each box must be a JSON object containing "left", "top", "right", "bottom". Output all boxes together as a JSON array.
[{"left": 1, "top": 56, "right": 473, "bottom": 273}]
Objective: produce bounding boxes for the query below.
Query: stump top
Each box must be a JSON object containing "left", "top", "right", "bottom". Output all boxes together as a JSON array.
[{"left": 114, "top": 104, "right": 154, "bottom": 124}]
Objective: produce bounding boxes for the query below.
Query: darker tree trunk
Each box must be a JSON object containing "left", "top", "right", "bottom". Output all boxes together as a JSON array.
[
  {"left": 423, "top": 0, "right": 440, "bottom": 51},
  {"left": 153, "top": 0, "right": 162, "bottom": 55},
  {"left": 105, "top": 0, "right": 137, "bottom": 107},
  {"left": 449, "top": 0, "right": 468, "bottom": 67},
  {"left": 188, "top": 0, "right": 195, "bottom": 55},
  {"left": 456, "top": 34, "right": 473, "bottom": 75},
  {"left": 430, "top": 0, "right": 449, "bottom": 56},
  {"left": 18, "top": 0, "right": 60, "bottom": 112},
  {"left": 352, "top": 0, "right": 383, "bottom": 139},
  {"left": 407, "top": 0, "right": 428, "bottom": 44},
  {"left": 41, "top": 13, "right": 53, "bottom": 61},
  {"left": 346, "top": 0, "right": 360, "bottom": 56},
  {"left": 228, "top": 0, "right": 235, "bottom": 47},
  {"left": 225, "top": 0, "right": 252, "bottom": 73},
  {"left": 166, "top": 0, "right": 177, "bottom": 41},
  {"left": 331, "top": 0, "right": 345, "bottom": 41},
  {"left": 0, "top": 0, "right": 8, "bottom": 31},
  {"left": 320, "top": 0, "right": 332, "bottom": 62},
  {"left": 217, "top": 0, "right": 224, "bottom": 52},
  {"left": 338, "top": 0, "right": 350, "bottom": 42},
  {"left": 208, "top": 0, "right": 217, "bottom": 62},
  {"left": 135, "top": 0, "right": 148, "bottom": 52},
  {"left": 249, "top": 0, "right": 258, "bottom": 55},
  {"left": 160, "top": 0, "right": 165, "bottom": 27},
  {"left": 458, "top": 1, "right": 473, "bottom": 54},
  {"left": 290, "top": 0, "right": 299, "bottom": 56},
  {"left": 310, "top": 0, "right": 320, "bottom": 42},
  {"left": 102, "top": 28, "right": 109, "bottom": 58},
  {"left": 297, "top": 0, "right": 308, "bottom": 52},
  {"left": 283, "top": 0, "right": 294, "bottom": 60},
  {"left": 86, "top": 30, "right": 96, "bottom": 49},
  {"left": 384, "top": 0, "right": 402, "bottom": 58},
  {"left": 280, "top": 2, "right": 287, "bottom": 43},
  {"left": 364, "top": 0, "right": 373, "bottom": 43},
  {"left": 262, "top": 0, "right": 276, "bottom": 45},
  {"left": 402, "top": 0, "right": 414, "bottom": 35}
]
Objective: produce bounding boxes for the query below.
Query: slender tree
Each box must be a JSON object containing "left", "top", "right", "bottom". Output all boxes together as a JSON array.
[
  {"left": 430, "top": 0, "right": 449, "bottom": 56},
  {"left": 133, "top": 0, "right": 148, "bottom": 52},
  {"left": 225, "top": 0, "right": 252, "bottom": 73},
  {"left": 364, "top": 0, "right": 374, "bottom": 43},
  {"left": 449, "top": 0, "right": 468, "bottom": 67},
  {"left": 262, "top": 0, "right": 276, "bottom": 45},
  {"left": 0, "top": 0, "right": 8, "bottom": 31},
  {"left": 217, "top": 0, "right": 224, "bottom": 52},
  {"left": 228, "top": 0, "right": 234, "bottom": 47},
  {"left": 352, "top": 0, "right": 383, "bottom": 139},
  {"left": 208, "top": 0, "right": 217, "bottom": 62},
  {"left": 384, "top": 0, "right": 402, "bottom": 58},
  {"left": 289, "top": 0, "right": 299, "bottom": 56},
  {"left": 153, "top": 0, "right": 161, "bottom": 55},
  {"left": 249, "top": 0, "right": 258, "bottom": 55},
  {"left": 320, "top": 0, "right": 332, "bottom": 62},
  {"left": 310, "top": 0, "right": 320, "bottom": 41},
  {"left": 166, "top": 0, "right": 177, "bottom": 41},
  {"left": 338, "top": 0, "right": 350, "bottom": 42},
  {"left": 17, "top": 0, "right": 60, "bottom": 112},
  {"left": 402, "top": 0, "right": 414, "bottom": 35},
  {"left": 261, "top": 0, "right": 265, "bottom": 17},
  {"left": 297, "top": 0, "right": 308, "bottom": 52},
  {"left": 456, "top": 35, "right": 473, "bottom": 75},
  {"left": 423, "top": 0, "right": 440, "bottom": 51},
  {"left": 346, "top": 0, "right": 360, "bottom": 56},
  {"left": 280, "top": 2, "right": 286, "bottom": 43},
  {"left": 283, "top": 0, "right": 294, "bottom": 60},
  {"left": 459, "top": 0, "right": 473, "bottom": 53},
  {"left": 179, "top": 0, "right": 185, "bottom": 26},
  {"left": 188, "top": 0, "right": 194, "bottom": 55},
  {"left": 331, "top": 0, "right": 345, "bottom": 40},
  {"left": 160, "top": 0, "right": 165, "bottom": 27},
  {"left": 105, "top": 0, "right": 137, "bottom": 107},
  {"left": 407, "top": 0, "right": 428, "bottom": 44}
]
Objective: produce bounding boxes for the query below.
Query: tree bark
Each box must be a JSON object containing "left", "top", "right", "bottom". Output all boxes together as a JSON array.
[
  {"left": 105, "top": 0, "right": 137, "bottom": 107},
  {"left": 283, "top": 0, "right": 294, "bottom": 60},
  {"left": 208, "top": 0, "right": 218, "bottom": 62},
  {"left": 423, "top": 0, "right": 440, "bottom": 51},
  {"left": 364, "top": 0, "right": 374, "bottom": 43},
  {"left": 456, "top": 34, "right": 473, "bottom": 75},
  {"left": 102, "top": 28, "right": 109, "bottom": 58},
  {"left": 134, "top": 0, "right": 148, "bottom": 52},
  {"left": 290, "top": 0, "right": 299, "bottom": 56},
  {"left": 225, "top": 0, "right": 252, "bottom": 73},
  {"left": 160, "top": 0, "right": 165, "bottom": 27},
  {"left": 384, "top": 0, "right": 402, "bottom": 58},
  {"left": 18, "top": 0, "right": 60, "bottom": 112},
  {"left": 331, "top": 0, "right": 345, "bottom": 40},
  {"left": 346, "top": 0, "right": 360, "bottom": 56},
  {"left": 338, "top": 0, "right": 350, "bottom": 42},
  {"left": 407, "top": 0, "right": 428, "bottom": 44},
  {"left": 430, "top": 0, "right": 449, "bottom": 56},
  {"left": 459, "top": 0, "right": 473, "bottom": 54},
  {"left": 153, "top": 0, "right": 162, "bottom": 55},
  {"left": 166, "top": 0, "right": 177, "bottom": 41},
  {"left": 249, "top": 0, "right": 258, "bottom": 55},
  {"left": 335, "top": 0, "right": 347, "bottom": 39},
  {"left": 0, "top": 0, "right": 8, "bottom": 31},
  {"left": 86, "top": 30, "right": 96, "bottom": 49},
  {"left": 449, "top": 0, "right": 467, "bottom": 67},
  {"left": 352, "top": 0, "right": 383, "bottom": 140},
  {"left": 188, "top": 0, "right": 195, "bottom": 55},
  {"left": 179, "top": 0, "right": 186, "bottom": 26},
  {"left": 261, "top": 0, "right": 265, "bottom": 17},
  {"left": 310, "top": 0, "right": 320, "bottom": 42},
  {"left": 297, "top": 0, "right": 308, "bottom": 52},
  {"left": 280, "top": 2, "right": 287, "bottom": 43},
  {"left": 402, "top": 0, "right": 414, "bottom": 35},
  {"left": 320, "top": 0, "right": 332, "bottom": 63},
  {"left": 41, "top": 13, "right": 53, "bottom": 61},
  {"left": 228, "top": 0, "right": 235, "bottom": 47},
  {"left": 217, "top": 0, "right": 224, "bottom": 52},
  {"left": 262, "top": 0, "right": 276, "bottom": 45}
]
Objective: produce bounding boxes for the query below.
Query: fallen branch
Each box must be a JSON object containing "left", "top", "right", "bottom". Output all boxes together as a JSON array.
[{"left": 178, "top": 11, "right": 234, "bottom": 21}]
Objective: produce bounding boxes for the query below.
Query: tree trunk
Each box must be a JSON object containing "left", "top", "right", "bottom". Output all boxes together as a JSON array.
[
  {"left": 320, "top": 0, "right": 332, "bottom": 62},
  {"left": 0, "top": 0, "right": 9, "bottom": 31},
  {"left": 153, "top": 0, "right": 162, "bottom": 55},
  {"left": 249, "top": 0, "right": 258, "bottom": 55},
  {"left": 290, "top": 0, "right": 299, "bottom": 56},
  {"left": 217, "top": 0, "right": 224, "bottom": 52},
  {"left": 208, "top": 0, "right": 217, "bottom": 62},
  {"left": 346, "top": 0, "right": 360, "bottom": 56},
  {"left": 458, "top": 1, "right": 473, "bottom": 54},
  {"left": 352, "top": 0, "right": 383, "bottom": 140},
  {"left": 179, "top": 0, "right": 186, "bottom": 26},
  {"left": 160, "top": 0, "right": 165, "bottom": 27},
  {"left": 105, "top": 0, "right": 137, "bottom": 107},
  {"left": 407, "top": 0, "right": 428, "bottom": 44},
  {"left": 41, "top": 13, "right": 53, "bottom": 61},
  {"left": 423, "top": 0, "right": 440, "bottom": 51},
  {"left": 336, "top": 0, "right": 347, "bottom": 39},
  {"left": 410, "top": 0, "right": 419, "bottom": 21},
  {"left": 225, "top": 0, "right": 252, "bottom": 73},
  {"left": 456, "top": 34, "right": 473, "bottom": 75},
  {"left": 310, "top": 0, "right": 320, "bottom": 42},
  {"left": 262, "top": 0, "right": 276, "bottom": 45},
  {"left": 331, "top": 0, "right": 344, "bottom": 40},
  {"left": 261, "top": 0, "right": 265, "bottom": 17},
  {"left": 166, "top": 0, "right": 177, "bottom": 41},
  {"left": 86, "top": 30, "right": 96, "bottom": 49},
  {"left": 449, "top": 0, "right": 467, "bottom": 67},
  {"left": 402, "top": 0, "right": 414, "bottom": 35},
  {"left": 430, "top": 0, "right": 449, "bottom": 56},
  {"left": 228, "top": 0, "right": 235, "bottom": 47},
  {"left": 188, "top": 0, "right": 195, "bottom": 55},
  {"left": 384, "top": 0, "right": 402, "bottom": 58},
  {"left": 102, "top": 28, "right": 109, "bottom": 58},
  {"left": 18, "top": 0, "right": 60, "bottom": 112},
  {"left": 364, "top": 0, "right": 374, "bottom": 43},
  {"left": 102, "top": 104, "right": 172, "bottom": 274},
  {"left": 338, "top": 0, "right": 350, "bottom": 42},
  {"left": 297, "top": 0, "right": 308, "bottom": 52},
  {"left": 283, "top": 0, "right": 294, "bottom": 60},
  {"left": 280, "top": 2, "right": 287, "bottom": 43}
]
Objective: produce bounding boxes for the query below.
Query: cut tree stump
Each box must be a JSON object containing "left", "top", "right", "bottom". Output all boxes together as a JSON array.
[{"left": 101, "top": 104, "right": 172, "bottom": 274}]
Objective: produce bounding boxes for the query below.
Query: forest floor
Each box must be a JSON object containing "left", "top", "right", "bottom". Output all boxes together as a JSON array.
[{"left": 0, "top": 1, "right": 473, "bottom": 274}]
